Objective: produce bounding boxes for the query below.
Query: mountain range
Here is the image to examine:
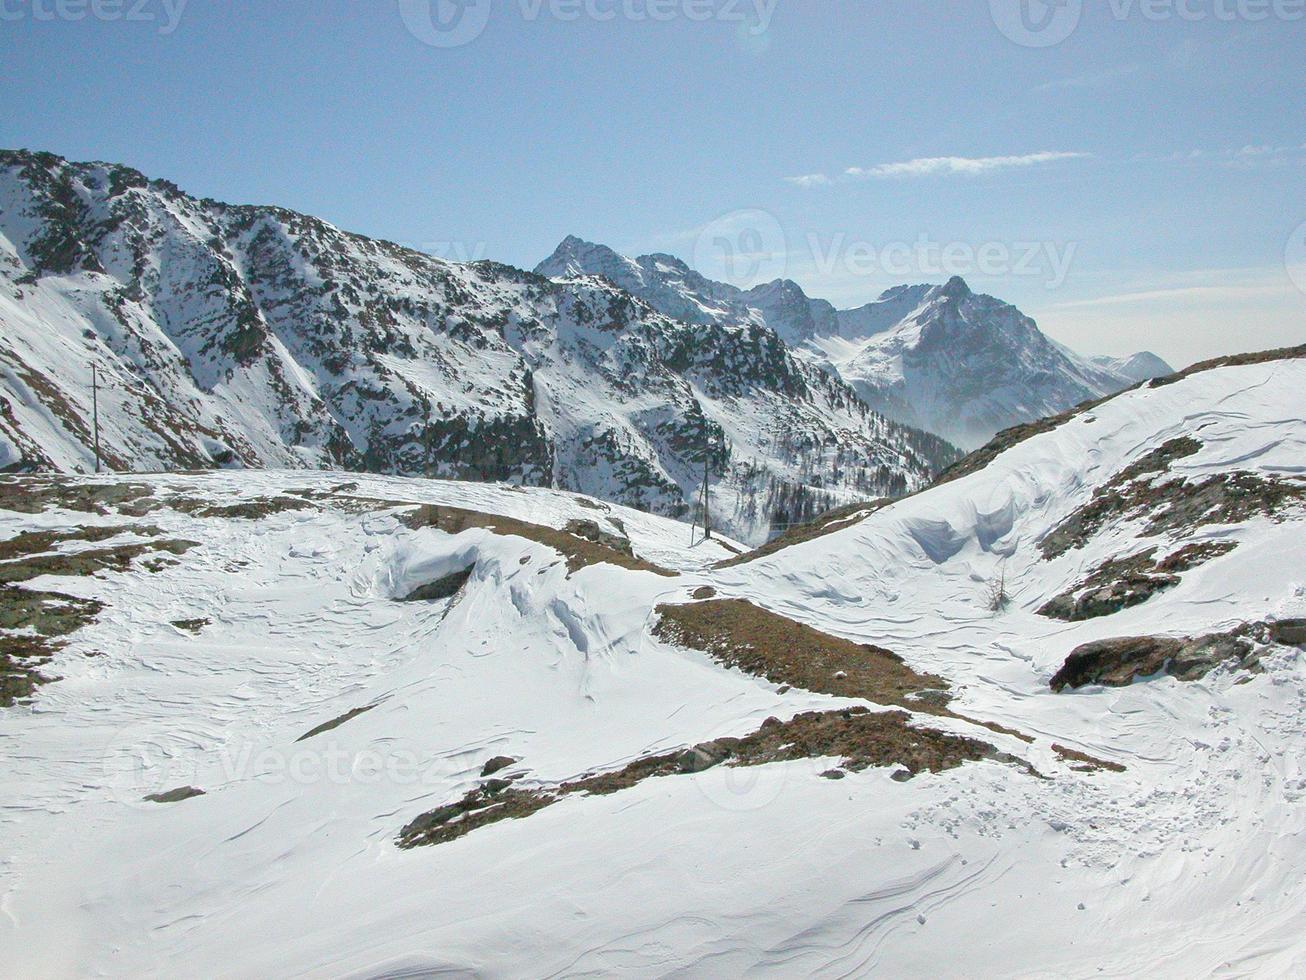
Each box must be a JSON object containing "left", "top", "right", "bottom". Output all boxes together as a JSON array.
[
  {"left": 537, "top": 236, "right": 1172, "bottom": 449},
  {"left": 0, "top": 150, "right": 955, "bottom": 544},
  {"left": 0, "top": 149, "right": 1168, "bottom": 543}
]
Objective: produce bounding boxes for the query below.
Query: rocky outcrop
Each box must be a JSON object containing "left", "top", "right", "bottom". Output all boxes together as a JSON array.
[{"left": 1050, "top": 631, "right": 1260, "bottom": 691}]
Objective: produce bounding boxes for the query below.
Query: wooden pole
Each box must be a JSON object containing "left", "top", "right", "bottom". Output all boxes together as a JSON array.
[
  {"left": 92, "top": 364, "right": 101, "bottom": 474},
  {"left": 702, "top": 420, "right": 711, "bottom": 541}
]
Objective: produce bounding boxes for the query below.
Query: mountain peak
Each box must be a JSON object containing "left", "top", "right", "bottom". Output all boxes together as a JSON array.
[
  {"left": 934, "top": 276, "right": 972, "bottom": 300},
  {"left": 535, "top": 235, "right": 623, "bottom": 278}
]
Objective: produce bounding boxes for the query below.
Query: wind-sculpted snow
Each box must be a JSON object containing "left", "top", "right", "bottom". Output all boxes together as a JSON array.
[
  {"left": 0, "top": 151, "right": 955, "bottom": 544},
  {"left": 2, "top": 352, "right": 1305, "bottom": 977}
]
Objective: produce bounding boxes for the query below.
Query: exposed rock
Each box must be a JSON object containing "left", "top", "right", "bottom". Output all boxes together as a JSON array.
[
  {"left": 1039, "top": 438, "right": 1201, "bottom": 559},
  {"left": 678, "top": 740, "right": 732, "bottom": 774},
  {"left": 1038, "top": 542, "right": 1237, "bottom": 622},
  {"left": 144, "top": 786, "right": 206, "bottom": 804},
  {"left": 481, "top": 756, "right": 517, "bottom": 777},
  {"left": 1051, "top": 632, "right": 1259, "bottom": 692},
  {"left": 399, "top": 566, "right": 475, "bottom": 603},
  {"left": 562, "top": 519, "right": 634, "bottom": 558},
  {"left": 1270, "top": 619, "right": 1306, "bottom": 646},
  {"left": 296, "top": 703, "right": 378, "bottom": 742},
  {"left": 1041, "top": 436, "right": 1304, "bottom": 562}
]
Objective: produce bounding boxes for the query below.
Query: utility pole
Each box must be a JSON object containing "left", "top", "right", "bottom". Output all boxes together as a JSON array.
[
  {"left": 91, "top": 364, "right": 101, "bottom": 474},
  {"left": 702, "top": 418, "right": 712, "bottom": 541}
]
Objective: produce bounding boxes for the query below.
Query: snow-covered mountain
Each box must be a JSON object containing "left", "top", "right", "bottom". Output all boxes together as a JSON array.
[
  {"left": 3, "top": 344, "right": 1303, "bottom": 976},
  {"left": 537, "top": 235, "right": 842, "bottom": 344},
  {"left": 537, "top": 237, "right": 1171, "bottom": 449},
  {"left": 807, "top": 276, "right": 1174, "bottom": 449},
  {"left": 0, "top": 150, "right": 957, "bottom": 544}
]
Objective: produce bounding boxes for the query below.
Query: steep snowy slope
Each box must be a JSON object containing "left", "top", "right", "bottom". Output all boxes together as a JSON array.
[
  {"left": 1, "top": 346, "right": 1303, "bottom": 977},
  {"left": 537, "top": 237, "right": 1171, "bottom": 449},
  {"left": 0, "top": 151, "right": 955, "bottom": 544}
]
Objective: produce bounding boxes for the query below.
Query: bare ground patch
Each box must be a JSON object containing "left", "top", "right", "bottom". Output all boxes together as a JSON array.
[
  {"left": 398, "top": 707, "right": 999, "bottom": 848},
  {"left": 1051, "top": 744, "right": 1127, "bottom": 774},
  {"left": 0, "top": 523, "right": 199, "bottom": 708},
  {"left": 652, "top": 598, "right": 949, "bottom": 710}
]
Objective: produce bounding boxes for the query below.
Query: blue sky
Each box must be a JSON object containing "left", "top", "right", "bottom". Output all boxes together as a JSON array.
[{"left": 1, "top": 0, "right": 1302, "bottom": 366}]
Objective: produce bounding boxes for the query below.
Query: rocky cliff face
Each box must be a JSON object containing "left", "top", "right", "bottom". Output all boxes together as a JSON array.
[{"left": 0, "top": 151, "right": 955, "bottom": 542}]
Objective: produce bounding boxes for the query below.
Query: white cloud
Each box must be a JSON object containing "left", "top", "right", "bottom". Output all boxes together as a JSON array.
[
  {"left": 783, "top": 173, "right": 832, "bottom": 188},
  {"left": 787, "top": 151, "right": 1089, "bottom": 187}
]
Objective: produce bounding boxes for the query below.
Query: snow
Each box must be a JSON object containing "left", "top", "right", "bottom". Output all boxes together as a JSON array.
[
  {"left": 537, "top": 237, "right": 1168, "bottom": 450},
  {"left": 2, "top": 354, "right": 1305, "bottom": 976},
  {"left": 0, "top": 154, "right": 945, "bottom": 545}
]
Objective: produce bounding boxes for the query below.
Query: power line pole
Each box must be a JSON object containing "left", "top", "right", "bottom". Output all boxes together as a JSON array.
[
  {"left": 702, "top": 419, "right": 712, "bottom": 541},
  {"left": 91, "top": 364, "right": 101, "bottom": 474}
]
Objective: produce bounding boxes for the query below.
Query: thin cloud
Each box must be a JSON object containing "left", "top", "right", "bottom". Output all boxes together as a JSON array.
[
  {"left": 783, "top": 173, "right": 833, "bottom": 188},
  {"left": 1136, "top": 145, "right": 1306, "bottom": 168},
  {"left": 1033, "top": 65, "right": 1140, "bottom": 94},
  {"left": 787, "top": 151, "right": 1089, "bottom": 187}
]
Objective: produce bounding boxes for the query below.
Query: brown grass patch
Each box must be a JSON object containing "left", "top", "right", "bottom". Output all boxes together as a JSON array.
[
  {"left": 398, "top": 706, "right": 998, "bottom": 848},
  {"left": 652, "top": 598, "right": 948, "bottom": 710},
  {"left": 1052, "top": 744, "right": 1126, "bottom": 774}
]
